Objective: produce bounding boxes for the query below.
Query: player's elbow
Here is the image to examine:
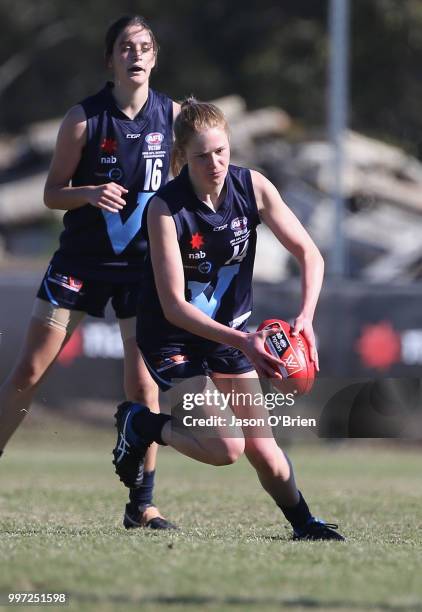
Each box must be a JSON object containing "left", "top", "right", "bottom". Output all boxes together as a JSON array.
[
  {"left": 43, "top": 186, "right": 57, "bottom": 209},
  {"left": 316, "top": 250, "right": 325, "bottom": 276},
  {"left": 297, "top": 243, "right": 324, "bottom": 273},
  {"left": 312, "top": 248, "right": 324, "bottom": 272},
  {"left": 161, "top": 300, "right": 184, "bottom": 327}
]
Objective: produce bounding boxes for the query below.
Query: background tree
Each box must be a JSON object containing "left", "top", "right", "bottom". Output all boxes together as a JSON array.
[{"left": 0, "top": 0, "right": 420, "bottom": 156}]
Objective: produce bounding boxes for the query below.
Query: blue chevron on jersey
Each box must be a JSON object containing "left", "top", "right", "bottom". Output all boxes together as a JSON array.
[
  {"left": 102, "top": 191, "right": 154, "bottom": 255},
  {"left": 188, "top": 263, "right": 240, "bottom": 319},
  {"left": 137, "top": 164, "right": 261, "bottom": 353}
]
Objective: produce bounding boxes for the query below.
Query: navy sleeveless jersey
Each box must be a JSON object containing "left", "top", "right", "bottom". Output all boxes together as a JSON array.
[
  {"left": 51, "top": 82, "right": 173, "bottom": 281},
  {"left": 137, "top": 164, "right": 260, "bottom": 352}
]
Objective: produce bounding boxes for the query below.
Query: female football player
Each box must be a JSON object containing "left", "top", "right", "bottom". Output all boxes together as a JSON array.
[
  {"left": 0, "top": 15, "right": 179, "bottom": 530},
  {"left": 112, "top": 98, "right": 345, "bottom": 540}
]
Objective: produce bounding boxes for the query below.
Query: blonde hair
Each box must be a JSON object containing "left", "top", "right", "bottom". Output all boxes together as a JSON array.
[{"left": 171, "top": 96, "right": 229, "bottom": 177}]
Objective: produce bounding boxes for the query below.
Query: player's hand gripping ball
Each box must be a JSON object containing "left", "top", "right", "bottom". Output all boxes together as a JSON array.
[{"left": 257, "top": 319, "right": 316, "bottom": 395}]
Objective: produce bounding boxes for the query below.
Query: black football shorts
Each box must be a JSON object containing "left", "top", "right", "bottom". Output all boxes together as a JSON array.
[
  {"left": 140, "top": 343, "right": 254, "bottom": 391},
  {"left": 37, "top": 264, "right": 139, "bottom": 319}
]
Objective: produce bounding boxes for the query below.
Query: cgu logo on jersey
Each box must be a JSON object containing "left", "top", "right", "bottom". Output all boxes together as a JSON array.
[
  {"left": 145, "top": 132, "right": 164, "bottom": 151},
  {"left": 108, "top": 167, "right": 123, "bottom": 181},
  {"left": 230, "top": 217, "right": 248, "bottom": 231},
  {"left": 126, "top": 133, "right": 141, "bottom": 139},
  {"left": 198, "top": 261, "right": 212, "bottom": 274}
]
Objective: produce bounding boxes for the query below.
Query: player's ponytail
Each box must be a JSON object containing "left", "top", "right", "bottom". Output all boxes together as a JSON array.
[{"left": 171, "top": 97, "right": 229, "bottom": 177}]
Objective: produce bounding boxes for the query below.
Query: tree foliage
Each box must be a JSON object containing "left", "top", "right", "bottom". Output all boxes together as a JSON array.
[{"left": 0, "top": 0, "right": 420, "bottom": 155}]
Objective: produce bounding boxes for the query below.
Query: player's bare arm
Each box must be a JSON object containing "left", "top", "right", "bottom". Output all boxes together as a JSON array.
[
  {"left": 172, "top": 101, "right": 181, "bottom": 121},
  {"left": 44, "top": 105, "right": 127, "bottom": 213},
  {"left": 251, "top": 170, "right": 323, "bottom": 368}
]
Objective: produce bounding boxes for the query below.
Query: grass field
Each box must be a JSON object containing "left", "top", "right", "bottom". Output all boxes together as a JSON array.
[{"left": 0, "top": 409, "right": 421, "bottom": 612}]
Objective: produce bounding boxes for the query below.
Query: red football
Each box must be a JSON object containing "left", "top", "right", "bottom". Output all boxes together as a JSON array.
[{"left": 257, "top": 319, "right": 316, "bottom": 395}]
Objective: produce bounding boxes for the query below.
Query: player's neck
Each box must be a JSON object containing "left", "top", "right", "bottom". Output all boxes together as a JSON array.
[
  {"left": 112, "top": 82, "right": 149, "bottom": 120},
  {"left": 192, "top": 181, "right": 226, "bottom": 212}
]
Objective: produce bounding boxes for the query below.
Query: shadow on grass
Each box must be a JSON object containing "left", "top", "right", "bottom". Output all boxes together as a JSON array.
[{"left": 66, "top": 592, "right": 422, "bottom": 610}]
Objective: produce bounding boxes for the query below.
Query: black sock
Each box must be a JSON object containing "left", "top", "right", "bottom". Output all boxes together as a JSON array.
[
  {"left": 129, "top": 470, "right": 155, "bottom": 511},
  {"left": 0, "top": 450, "right": 3, "bottom": 458},
  {"left": 279, "top": 491, "right": 313, "bottom": 529},
  {"left": 132, "top": 409, "right": 172, "bottom": 445}
]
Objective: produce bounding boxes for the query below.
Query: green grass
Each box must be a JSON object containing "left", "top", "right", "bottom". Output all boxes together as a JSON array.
[{"left": 0, "top": 412, "right": 421, "bottom": 612}]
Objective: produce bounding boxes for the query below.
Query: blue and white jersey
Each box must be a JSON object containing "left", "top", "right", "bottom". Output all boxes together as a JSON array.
[
  {"left": 51, "top": 82, "right": 174, "bottom": 281},
  {"left": 137, "top": 164, "right": 260, "bottom": 352}
]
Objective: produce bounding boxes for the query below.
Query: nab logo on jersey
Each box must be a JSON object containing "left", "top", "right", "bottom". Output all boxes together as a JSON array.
[
  {"left": 188, "top": 251, "right": 206, "bottom": 260},
  {"left": 101, "top": 156, "right": 117, "bottom": 164}
]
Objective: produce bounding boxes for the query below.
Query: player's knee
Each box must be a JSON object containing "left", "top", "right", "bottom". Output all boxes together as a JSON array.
[
  {"left": 207, "top": 437, "right": 245, "bottom": 466},
  {"left": 125, "top": 379, "right": 158, "bottom": 407},
  {"left": 10, "top": 359, "right": 43, "bottom": 391}
]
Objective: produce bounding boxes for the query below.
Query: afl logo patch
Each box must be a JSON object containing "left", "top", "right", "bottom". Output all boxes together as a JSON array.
[
  {"left": 145, "top": 132, "right": 164, "bottom": 146},
  {"left": 231, "top": 217, "right": 248, "bottom": 231}
]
